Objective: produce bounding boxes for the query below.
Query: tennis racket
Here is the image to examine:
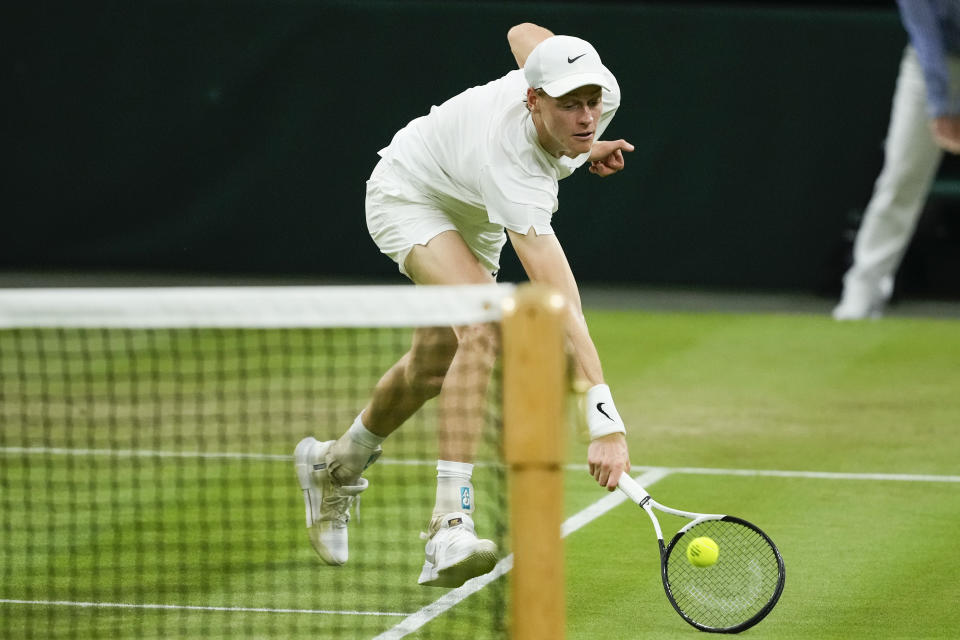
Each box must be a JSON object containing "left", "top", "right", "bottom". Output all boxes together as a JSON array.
[{"left": 618, "top": 474, "right": 785, "bottom": 634}]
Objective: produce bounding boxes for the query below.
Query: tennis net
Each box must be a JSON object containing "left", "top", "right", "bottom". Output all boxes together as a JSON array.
[{"left": 0, "top": 284, "right": 559, "bottom": 639}]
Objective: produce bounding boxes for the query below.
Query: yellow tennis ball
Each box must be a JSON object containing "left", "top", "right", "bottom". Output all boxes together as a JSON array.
[{"left": 686, "top": 536, "right": 719, "bottom": 567}]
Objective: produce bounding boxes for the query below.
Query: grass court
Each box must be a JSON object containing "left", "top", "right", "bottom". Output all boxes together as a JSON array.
[{"left": 2, "top": 306, "right": 959, "bottom": 638}]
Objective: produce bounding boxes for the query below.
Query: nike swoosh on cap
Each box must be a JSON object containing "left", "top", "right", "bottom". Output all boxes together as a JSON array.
[{"left": 567, "top": 53, "right": 588, "bottom": 63}]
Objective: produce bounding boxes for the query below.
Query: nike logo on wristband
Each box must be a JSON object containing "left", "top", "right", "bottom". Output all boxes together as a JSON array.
[
  {"left": 567, "top": 53, "right": 587, "bottom": 63},
  {"left": 596, "top": 402, "right": 614, "bottom": 421}
]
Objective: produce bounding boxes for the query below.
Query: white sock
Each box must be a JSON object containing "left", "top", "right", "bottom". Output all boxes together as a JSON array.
[
  {"left": 347, "top": 413, "right": 385, "bottom": 449},
  {"left": 433, "top": 460, "right": 475, "bottom": 518},
  {"left": 327, "top": 413, "right": 383, "bottom": 484}
]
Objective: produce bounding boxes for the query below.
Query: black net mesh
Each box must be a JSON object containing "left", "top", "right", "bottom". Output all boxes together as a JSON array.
[{"left": 0, "top": 325, "right": 507, "bottom": 639}]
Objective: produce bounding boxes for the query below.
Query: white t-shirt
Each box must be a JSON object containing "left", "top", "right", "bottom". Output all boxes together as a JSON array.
[{"left": 377, "top": 68, "right": 621, "bottom": 236}]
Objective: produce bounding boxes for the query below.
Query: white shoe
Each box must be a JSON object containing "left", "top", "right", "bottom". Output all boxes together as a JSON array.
[
  {"left": 833, "top": 276, "right": 892, "bottom": 321},
  {"left": 418, "top": 512, "right": 498, "bottom": 588},
  {"left": 294, "top": 437, "right": 367, "bottom": 565},
  {"left": 832, "top": 296, "right": 884, "bottom": 320}
]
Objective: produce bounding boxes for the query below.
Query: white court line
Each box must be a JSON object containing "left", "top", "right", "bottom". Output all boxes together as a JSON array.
[
  {"left": 0, "top": 446, "right": 292, "bottom": 461},
  {"left": 4, "top": 448, "right": 957, "bottom": 634},
  {"left": 371, "top": 555, "right": 515, "bottom": 640},
  {"left": 561, "top": 467, "right": 672, "bottom": 537},
  {"left": 0, "top": 447, "right": 469, "bottom": 468},
  {"left": 0, "top": 598, "right": 409, "bottom": 617},
  {"left": 0, "top": 447, "right": 439, "bottom": 466},
  {"left": 650, "top": 465, "right": 960, "bottom": 483},
  {"left": 4, "top": 447, "right": 959, "bottom": 483},
  {"left": 371, "top": 468, "right": 672, "bottom": 640}
]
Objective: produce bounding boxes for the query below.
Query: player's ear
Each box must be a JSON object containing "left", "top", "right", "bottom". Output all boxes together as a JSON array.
[{"left": 526, "top": 87, "right": 539, "bottom": 113}]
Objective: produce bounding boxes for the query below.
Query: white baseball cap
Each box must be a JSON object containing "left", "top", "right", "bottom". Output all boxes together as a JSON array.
[{"left": 523, "top": 35, "right": 612, "bottom": 98}]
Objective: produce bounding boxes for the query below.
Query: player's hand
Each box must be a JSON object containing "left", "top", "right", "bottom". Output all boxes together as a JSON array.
[
  {"left": 587, "top": 432, "right": 630, "bottom": 491},
  {"left": 931, "top": 116, "right": 960, "bottom": 154},
  {"left": 588, "top": 139, "right": 635, "bottom": 177}
]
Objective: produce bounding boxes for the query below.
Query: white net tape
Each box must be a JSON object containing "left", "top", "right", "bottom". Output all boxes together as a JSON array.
[{"left": 0, "top": 284, "right": 515, "bottom": 328}]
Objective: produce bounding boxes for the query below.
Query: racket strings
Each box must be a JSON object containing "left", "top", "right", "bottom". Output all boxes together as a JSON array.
[{"left": 665, "top": 519, "right": 782, "bottom": 630}]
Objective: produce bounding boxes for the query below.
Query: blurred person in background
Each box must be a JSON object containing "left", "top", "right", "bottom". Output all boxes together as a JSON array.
[{"left": 835, "top": 0, "right": 960, "bottom": 320}]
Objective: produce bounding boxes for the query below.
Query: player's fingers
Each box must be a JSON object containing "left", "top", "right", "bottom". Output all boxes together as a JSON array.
[
  {"left": 595, "top": 461, "right": 607, "bottom": 483},
  {"left": 597, "top": 467, "right": 610, "bottom": 488},
  {"left": 605, "top": 467, "right": 622, "bottom": 491},
  {"left": 616, "top": 139, "right": 635, "bottom": 152}
]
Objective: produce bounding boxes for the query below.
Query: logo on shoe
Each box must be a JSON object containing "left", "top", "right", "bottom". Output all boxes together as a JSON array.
[
  {"left": 363, "top": 448, "right": 382, "bottom": 470},
  {"left": 460, "top": 487, "right": 472, "bottom": 511}
]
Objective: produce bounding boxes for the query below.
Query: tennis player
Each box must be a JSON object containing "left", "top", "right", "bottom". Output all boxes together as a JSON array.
[{"left": 295, "top": 23, "right": 633, "bottom": 587}]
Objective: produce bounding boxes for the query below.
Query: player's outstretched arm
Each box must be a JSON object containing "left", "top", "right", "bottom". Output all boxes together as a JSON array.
[
  {"left": 588, "top": 139, "right": 635, "bottom": 177},
  {"left": 507, "top": 228, "right": 631, "bottom": 490},
  {"left": 507, "top": 23, "right": 554, "bottom": 69}
]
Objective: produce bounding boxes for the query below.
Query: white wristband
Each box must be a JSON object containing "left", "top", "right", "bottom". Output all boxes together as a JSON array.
[{"left": 585, "top": 383, "right": 627, "bottom": 440}]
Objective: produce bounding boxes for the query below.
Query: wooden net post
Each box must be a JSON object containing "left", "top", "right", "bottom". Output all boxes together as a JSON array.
[{"left": 502, "top": 283, "right": 567, "bottom": 640}]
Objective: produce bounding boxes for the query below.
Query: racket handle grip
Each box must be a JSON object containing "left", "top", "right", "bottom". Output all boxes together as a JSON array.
[{"left": 617, "top": 473, "right": 651, "bottom": 505}]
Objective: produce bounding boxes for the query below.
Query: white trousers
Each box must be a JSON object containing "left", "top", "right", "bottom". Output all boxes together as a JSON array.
[{"left": 842, "top": 47, "right": 960, "bottom": 301}]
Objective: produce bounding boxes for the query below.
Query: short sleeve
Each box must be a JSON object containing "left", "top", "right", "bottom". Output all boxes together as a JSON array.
[{"left": 479, "top": 162, "right": 557, "bottom": 235}]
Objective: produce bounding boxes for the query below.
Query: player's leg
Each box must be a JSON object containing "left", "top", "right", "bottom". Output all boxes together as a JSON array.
[
  {"left": 333, "top": 229, "right": 496, "bottom": 463},
  {"left": 296, "top": 162, "right": 498, "bottom": 573},
  {"left": 294, "top": 165, "right": 465, "bottom": 566},
  {"left": 403, "top": 231, "right": 501, "bottom": 587},
  {"left": 295, "top": 324, "right": 459, "bottom": 565},
  {"left": 359, "top": 326, "right": 459, "bottom": 440},
  {"left": 405, "top": 229, "right": 500, "bottom": 459},
  {"left": 413, "top": 320, "right": 500, "bottom": 587},
  {"left": 321, "top": 230, "right": 500, "bottom": 584},
  {"left": 836, "top": 46, "right": 944, "bottom": 319}
]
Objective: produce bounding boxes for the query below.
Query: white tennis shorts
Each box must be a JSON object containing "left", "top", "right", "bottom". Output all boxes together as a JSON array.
[{"left": 365, "top": 158, "right": 506, "bottom": 278}]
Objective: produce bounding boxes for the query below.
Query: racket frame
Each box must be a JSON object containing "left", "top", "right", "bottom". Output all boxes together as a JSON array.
[{"left": 618, "top": 473, "right": 785, "bottom": 634}]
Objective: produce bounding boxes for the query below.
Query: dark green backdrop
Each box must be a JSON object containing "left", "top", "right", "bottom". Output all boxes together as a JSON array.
[{"left": 6, "top": 1, "right": 910, "bottom": 290}]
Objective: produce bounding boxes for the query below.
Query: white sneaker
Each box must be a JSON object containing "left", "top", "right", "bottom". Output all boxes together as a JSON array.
[
  {"left": 833, "top": 296, "right": 884, "bottom": 320},
  {"left": 294, "top": 437, "right": 367, "bottom": 565},
  {"left": 418, "top": 512, "right": 498, "bottom": 588},
  {"left": 833, "top": 276, "right": 892, "bottom": 321}
]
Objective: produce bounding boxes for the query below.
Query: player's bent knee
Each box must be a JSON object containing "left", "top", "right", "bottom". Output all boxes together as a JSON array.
[
  {"left": 401, "top": 324, "right": 499, "bottom": 397},
  {"left": 403, "top": 355, "right": 451, "bottom": 399},
  {"left": 455, "top": 323, "right": 501, "bottom": 358},
  {"left": 404, "top": 328, "right": 457, "bottom": 397},
  {"left": 403, "top": 367, "right": 446, "bottom": 399}
]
